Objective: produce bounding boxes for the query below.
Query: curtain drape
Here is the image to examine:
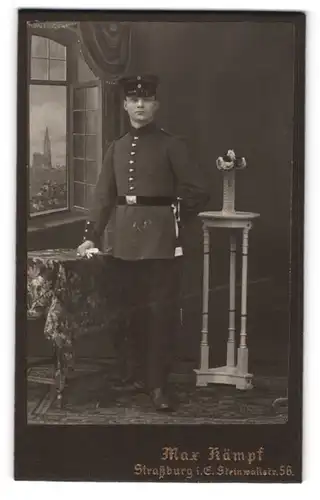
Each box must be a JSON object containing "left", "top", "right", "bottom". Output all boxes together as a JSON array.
[{"left": 77, "top": 22, "right": 132, "bottom": 80}]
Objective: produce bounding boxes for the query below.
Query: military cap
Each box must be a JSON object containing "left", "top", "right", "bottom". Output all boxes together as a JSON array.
[{"left": 119, "top": 74, "right": 159, "bottom": 98}]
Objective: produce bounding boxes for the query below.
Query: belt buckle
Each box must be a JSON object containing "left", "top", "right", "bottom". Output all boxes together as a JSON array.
[{"left": 125, "top": 195, "right": 137, "bottom": 205}]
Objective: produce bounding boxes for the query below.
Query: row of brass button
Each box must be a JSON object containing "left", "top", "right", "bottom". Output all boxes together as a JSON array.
[{"left": 128, "top": 135, "right": 139, "bottom": 192}]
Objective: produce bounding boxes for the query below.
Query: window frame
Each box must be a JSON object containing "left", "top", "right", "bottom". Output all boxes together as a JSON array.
[
  {"left": 70, "top": 79, "right": 104, "bottom": 212},
  {"left": 27, "top": 30, "right": 72, "bottom": 220},
  {"left": 27, "top": 25, "right": 121, "bottom": 234}
]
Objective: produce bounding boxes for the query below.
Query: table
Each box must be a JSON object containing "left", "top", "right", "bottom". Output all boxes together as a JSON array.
[
  {"left": 27, "top": 249, "right": 121, "bottom": 406},
  {"left": 194, "top": 211, "right": 260, "bottom": 390}
]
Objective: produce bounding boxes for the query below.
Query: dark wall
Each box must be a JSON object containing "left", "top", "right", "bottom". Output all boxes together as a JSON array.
[
  {"left": 127, "top": 21, "right": 295, "bottom": 374},
  {"left": 130, "top": 21, "right": 294, "bottom": 268},
  {"left": 28, "top": 220, "right": 85, "bottom": 251}
]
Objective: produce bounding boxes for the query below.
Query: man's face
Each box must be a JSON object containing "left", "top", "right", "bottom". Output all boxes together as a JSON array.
[{"left": 124, "top": 96, "right": 159, "bottom": 125}]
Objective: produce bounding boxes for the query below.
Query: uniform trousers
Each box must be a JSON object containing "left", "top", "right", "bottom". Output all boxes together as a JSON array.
[{"left": 113, "top": 257, "right": 182, "bottom": 390}]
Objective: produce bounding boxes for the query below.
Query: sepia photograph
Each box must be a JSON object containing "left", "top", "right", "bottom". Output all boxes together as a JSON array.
[{"left": 15, "top": 9, "right": 304, "bottom": 482}]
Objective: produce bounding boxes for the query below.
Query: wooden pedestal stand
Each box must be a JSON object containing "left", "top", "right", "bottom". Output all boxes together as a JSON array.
[{"left": 194, "top": 154, "right": 260, "bottom": 390}]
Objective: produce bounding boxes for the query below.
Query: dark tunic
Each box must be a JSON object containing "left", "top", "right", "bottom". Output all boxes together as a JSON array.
[{"left": 84, "top": 122, "right": 209, "bottom": 260}]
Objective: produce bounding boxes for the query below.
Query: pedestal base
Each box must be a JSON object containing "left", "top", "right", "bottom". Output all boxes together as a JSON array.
[{"left": 194, "top": 365, "right": 253, "bottom": 390}]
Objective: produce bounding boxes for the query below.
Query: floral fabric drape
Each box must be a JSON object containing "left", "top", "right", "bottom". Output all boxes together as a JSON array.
[
  {"left": 27, "top": 249, "right": 121, "bottom": 367},
  {"left": 77, "top": 22, "right": 132, "bottom": 80}
]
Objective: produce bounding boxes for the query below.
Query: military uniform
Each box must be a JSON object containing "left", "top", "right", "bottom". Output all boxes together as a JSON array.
[
  {"left": 81, "top": 75, "right": 209, "bottom": 404},
  {"left": 84, "top": 122, "right": 208, "bottom": 258}
]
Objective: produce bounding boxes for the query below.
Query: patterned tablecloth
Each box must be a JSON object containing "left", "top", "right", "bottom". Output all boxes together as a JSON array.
[{"left": 27, "top": 249, "right": 120, "bottom": 368}]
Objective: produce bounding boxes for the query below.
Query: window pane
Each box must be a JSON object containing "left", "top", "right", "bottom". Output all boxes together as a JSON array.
[
  {"left": 73, "top": 111, "right": 86, "bottom": 134},
  {"left": 86, "top": 184, "right": 96, "bottom": 210},
  {"left": 86, "top": 161, "right": 98, "bottom": 185},
  {"left": 73, "top": 135, "right": 85, "bottom": 158},
  {"left": 85, "top": 110, "right": 98, "bottom": 134},
  {"left": 29, "top": 85, "right": 67, "bottom": 214},
  {"left": 49, "top": 59, "right": 66, "bottom": 81},
  {"left": 74, "top": 159, "right": 85, "bottom": 182},
  {"left": 74, "top": 182, "right": 85, "bottom": 208},
  {"left": 31, "top": 57, "right": 49, "bottom": 80},
  {"left": 73, "top": 88, "right": 85, "bottom": 110},
  {"left": 49, "top": 39, "right": 66, "bottom": 60},
  {"left": 86, "top": 87, "right": 99, "bottom": 110},
  {"left": 85, "top": 135, "right": 97, "bottom": 160},
  {"left": 31, "top": 35, "right": 48, "bottom": 58}
]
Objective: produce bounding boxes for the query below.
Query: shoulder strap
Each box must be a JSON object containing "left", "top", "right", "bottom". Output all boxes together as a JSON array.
[{"left": 160, "top": 128, "right": 187, "bottom": 142}]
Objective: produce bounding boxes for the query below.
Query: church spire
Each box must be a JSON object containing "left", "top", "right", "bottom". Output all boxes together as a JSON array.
[{"left": 43, "top": 126, "right": 52, "bottom": 168}]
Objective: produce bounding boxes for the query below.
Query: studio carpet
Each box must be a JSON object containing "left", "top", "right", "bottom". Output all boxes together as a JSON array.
[{"left": 27, "top": 362, "right": 288, "bottom": 425}]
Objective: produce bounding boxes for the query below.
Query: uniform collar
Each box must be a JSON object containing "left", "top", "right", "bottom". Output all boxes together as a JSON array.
[{"left": 129, "top": 122, "right": 157, "bottom": 137}]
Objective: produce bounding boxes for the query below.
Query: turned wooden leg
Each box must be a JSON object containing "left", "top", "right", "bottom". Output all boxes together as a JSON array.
[
  {"left": 237, "top": 224, "right": 252, "bottom": 375},
  {"left": 54, "top": 345, "right": 66, "bottom": 409},
  {"left": 227, "top": 233, "right": 237, "bottom": 367},
  {"left": 199, "top": 227, "right": 210, "bottom": 378}
]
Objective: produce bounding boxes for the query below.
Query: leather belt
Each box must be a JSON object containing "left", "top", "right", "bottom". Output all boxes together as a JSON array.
[{"left": 117, "top": 196, "right": 175, "bottom": 206}]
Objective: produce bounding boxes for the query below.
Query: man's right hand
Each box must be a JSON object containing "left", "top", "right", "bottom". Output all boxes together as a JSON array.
[{"left": 76, "top": 240, "right": 95, "bottom": 257}]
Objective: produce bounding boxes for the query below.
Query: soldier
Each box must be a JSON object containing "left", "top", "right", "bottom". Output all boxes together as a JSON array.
[{"left": 77, "top": 74, "right": 209, "bottom": 411}]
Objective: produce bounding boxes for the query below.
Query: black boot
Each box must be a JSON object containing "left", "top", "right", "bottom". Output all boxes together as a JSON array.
[{"left": 150, "top": 388, "right": 174, "bottom": 412}]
